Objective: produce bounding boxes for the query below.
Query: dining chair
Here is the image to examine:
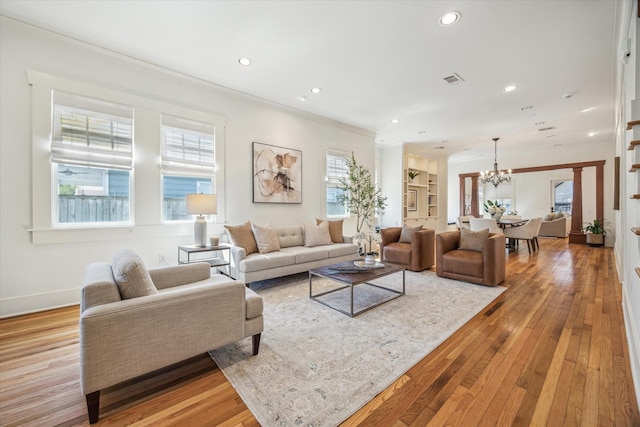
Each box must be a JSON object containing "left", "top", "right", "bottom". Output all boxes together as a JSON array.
[
  {"left": 456, "top": 215, "right": 474, "bottom": 230},
  {"left": 469, "top": 218, "right": 502, "bottom": 234},
  {"left": 503, "top": 217, "right": 543, "bottom": 253}
]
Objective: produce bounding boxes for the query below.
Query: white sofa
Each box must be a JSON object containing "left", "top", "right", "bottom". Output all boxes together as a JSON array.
[{"left": 223, "top": 224, "right": 359, "bottom": 284}]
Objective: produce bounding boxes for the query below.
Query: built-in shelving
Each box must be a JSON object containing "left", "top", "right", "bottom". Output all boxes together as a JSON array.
[
  {"left": 403, "top": 154, "right": 438, "bottom": 227},
  {"left": 628, "top": 119, "right": 639, "bottom": 277}
]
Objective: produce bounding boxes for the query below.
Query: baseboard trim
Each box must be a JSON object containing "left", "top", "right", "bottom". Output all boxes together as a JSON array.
[
  {"left": 0, "top": 288, "right": 80, "bottom": 319},
  {"left": 622, "top": 284, "right": 640, "bottom": 413}
]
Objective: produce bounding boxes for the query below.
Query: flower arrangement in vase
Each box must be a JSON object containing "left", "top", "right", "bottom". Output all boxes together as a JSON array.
[{"left": 483, "top": 200, "right": 507, "bottom": 220}]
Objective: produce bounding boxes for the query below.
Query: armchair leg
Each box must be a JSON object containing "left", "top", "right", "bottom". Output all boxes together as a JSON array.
[
  {"left": 252, "top": 333, "right": 261, "bottom": 355},
  {"left": 86, "top": 390, "right": 100, "bottom": 424}
]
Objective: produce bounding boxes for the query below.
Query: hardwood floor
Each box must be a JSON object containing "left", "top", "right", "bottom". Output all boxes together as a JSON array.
[{"left": 1, "top": 238, "right": 638, "bottom": 426}]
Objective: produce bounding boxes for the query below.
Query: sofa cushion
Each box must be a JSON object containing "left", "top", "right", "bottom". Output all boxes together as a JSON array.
[
  {"left": 316, "top": 218, "right": 344, "bottom": 243},
  {"left": 383, "top": 242, "right": 411, "bottom": 265},
  {"left": 251, "top": 223, "right": 281, "bottom": 254},
  {"left": 281, "top": 246, "right": 329, "bottom": 263},
  {"left": 399, "top": 224, "right": 423, "bottom": 243},
  {"left": 225, "top": 221, "right": 258, "bottom": 255},
  {"left": 304, "top": 221, "right": 332, "bottom": 247},
  {"left": 442, "top": 250, "right": 483, "bottom": 278},
  {"left": 111, "top": 250, "right": 158, "bottom": 299},
  {"left": 459, "top": 228, "right": 489, "bottom": 252},
  {"left": 544, "top": 213, "right": 554, "bottom": 221},
  {"left": 275, "top": 225, "right": 305, "bottom": 248},
  {"left": 327, "top": 242, "right": 358, "bottom": 258},
  {"left": 239, "top": 251, "right": 296, "bottom": 273},
  {"left": 245, "top": 288, "right": 263, "bottom": 319}
]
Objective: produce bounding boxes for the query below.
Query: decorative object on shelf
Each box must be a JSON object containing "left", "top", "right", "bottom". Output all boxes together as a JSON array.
[
  {"left": 407, "top": 189, "right": 417, "bottom": 211},
  {"left": 408, "top": 170, "right": 420, "bottom": 182},
  {"left": 210, "top": 236, "right": 219, "bottom": 246},
  {"left": 483, "top": 199, "right": 506, "bottom": 220},
  {"left": 480, "top": 137, "right": 512, "bottom": 187},
  {"left": 253, "top": 141, "right": 302, "bottom": 204},
  {"left": 337, "top": 151, "right": 387, "bottom": 236},
  {"left": 583, "top": 219, "right": 607, "bottom": 247},
  {"left": 186, "top": 193, "right": 217, "bottom": 247},
  {"left": 363, "top": 254, "right": 376, "bottom": 264}
]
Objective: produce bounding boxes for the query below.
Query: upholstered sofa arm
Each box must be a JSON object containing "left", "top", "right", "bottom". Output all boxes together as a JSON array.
[
  {"left": 81, "top": 262, "right": 123, "bottom": 312},
  {"left": 482, "top": 233, "right": 506, "bottom": 286},
  {"left": 80, "top": 279, "right": 246, "bottom": 395},
  {"left": 435, "top": 231, "right": 460, "bottom": 276},
  {"left": 411, "top": 229, "right": 435, "bottom": 271},
  {"left": 148, "top": 262, "right": 211, "bottom": 290}
]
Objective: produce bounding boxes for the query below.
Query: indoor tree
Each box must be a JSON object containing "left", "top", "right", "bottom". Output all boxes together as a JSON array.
[{"left": 337, "top": 152, "right": 387, "bottom": 253}]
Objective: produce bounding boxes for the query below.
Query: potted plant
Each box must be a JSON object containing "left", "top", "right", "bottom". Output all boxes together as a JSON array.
[
  {"left": 408, "top": 170, "right": 420, "bottom": 183},
  {"left": 337, "top": 152, "right": 387, "bottom": 256},
  {"left": 583, "top": 219, "right": 607, "bottom": 247}
]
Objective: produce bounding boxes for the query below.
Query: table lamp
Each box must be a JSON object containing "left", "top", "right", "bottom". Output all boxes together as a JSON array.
[{"left": 186, "top": 193, "right": 217, "bottom": 247}]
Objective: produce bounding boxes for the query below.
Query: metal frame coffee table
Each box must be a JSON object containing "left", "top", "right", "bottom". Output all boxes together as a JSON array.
[{"left": 309, "top": 261, "right": 405, "bottom": 317}]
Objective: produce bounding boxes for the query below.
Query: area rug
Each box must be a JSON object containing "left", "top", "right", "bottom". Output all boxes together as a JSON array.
[{"left": 209, "top": 270, "right": 505, "bottom": 426}]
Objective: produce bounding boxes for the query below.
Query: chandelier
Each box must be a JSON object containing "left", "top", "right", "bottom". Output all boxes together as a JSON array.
[{"left": 480, "top": 137, "right": 512, "bottom": 187}]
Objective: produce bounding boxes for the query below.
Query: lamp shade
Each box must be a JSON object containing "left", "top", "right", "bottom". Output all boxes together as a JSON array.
[{"left": 186, "top": 194, "right": 217, "bottom": 215}]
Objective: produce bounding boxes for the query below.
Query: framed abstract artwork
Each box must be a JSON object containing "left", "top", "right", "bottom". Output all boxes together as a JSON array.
[
  {"left": 407, "top": 189, "right": 417, "bottom": 211},
  {"left": 252, "top": 142, "right": 302, "bottom": 204}
]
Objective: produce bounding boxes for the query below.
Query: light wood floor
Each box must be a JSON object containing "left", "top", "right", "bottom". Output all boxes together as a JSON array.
[{"left": 1, "top": 238, "right": 638, "bottom": 426}]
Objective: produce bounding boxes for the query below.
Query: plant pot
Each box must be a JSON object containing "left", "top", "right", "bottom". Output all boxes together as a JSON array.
[
  {"left": 491, "top": 213, "right": 502, "bottom": 221},
  {"left": 586, "top": 233, "right": 604, "bottom": 247},
  {"left": 364, "top": 254, "right": 376, "bottom": 264}
]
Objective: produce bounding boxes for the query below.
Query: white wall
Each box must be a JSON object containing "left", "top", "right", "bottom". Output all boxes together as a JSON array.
[
  {"left": 447, "top": 141, "right": 617, "bottom": 246},
  {"left": 0, "top": 18, "right": 375, "bottom": 317}
]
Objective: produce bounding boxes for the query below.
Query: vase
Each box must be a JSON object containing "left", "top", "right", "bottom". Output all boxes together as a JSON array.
[
  {"left": 364, "top": 254, "right": 376, "bottom": 264},
  {"left": 491, "top": 213, "right": 502, "bottom": 221}
]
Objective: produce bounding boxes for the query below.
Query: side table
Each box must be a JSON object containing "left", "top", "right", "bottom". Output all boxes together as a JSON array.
[{"left": 178, "top": 245, "right": 230, "bottom": 274}]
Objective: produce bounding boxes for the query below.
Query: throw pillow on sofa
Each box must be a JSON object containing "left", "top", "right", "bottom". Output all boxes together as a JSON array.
[
  {"left": 399, "top": 224, "right": 423, "bottom": 243},
  {"left": 251, "top": 223, "right": 281, "bottom": 254},
  {"left": 112, "top": 250, "right": 158, "bottom": 299},
  {"left": 304, "top": 221, "right": 333, "bottom": 247},
  {"left": 316, "top": 218, "right": 344, "bottom": 243},
  {"left": 224, "top": 221, "right": 258, "bottom": 255},
  {"left": 459, "top": 228, "right": 489, "bottom": 252}
]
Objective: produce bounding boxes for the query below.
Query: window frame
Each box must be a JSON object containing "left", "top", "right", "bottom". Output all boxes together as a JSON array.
[
  {"left": 325, "top": 149, "right": 350, "bottom": 218},
  {"left": 28, "top": 70, "right": 226, "bottom": 244}
]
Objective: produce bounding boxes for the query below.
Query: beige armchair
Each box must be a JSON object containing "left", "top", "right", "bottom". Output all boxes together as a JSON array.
[
  {"left": 380, "top": 226, "right": 435, "bottom": 271},
  {"left": 436, "top": 230, "right": 506, "bottom": 286},
  {"left": 539, "top": 212, "right": 571, "bottom": 237},
  {"left": 503, "top": 217, "right": 544, "bottom": 253},
  {"left": 80, "top": 251, "right": 263, "bottom": 423}
]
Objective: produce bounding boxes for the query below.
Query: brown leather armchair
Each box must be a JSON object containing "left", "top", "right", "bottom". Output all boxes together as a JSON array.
[
  {"left": 380, "top": 227, "right": 435, "bottom": 271},
  {"left": 436, "top": 231, "right": 505, "bottom": 286}
]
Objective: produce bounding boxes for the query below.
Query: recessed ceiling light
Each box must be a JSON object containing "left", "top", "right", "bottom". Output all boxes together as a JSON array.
[
  {"left": 311, "top": 87, "right": 322, "bottom": 94},
  {"left": 298, "top": 96, "right": 307, "bottom": 101},
  {"left": 238, "top": 57, "right": 251, "bottom": 66},
  {"left": 504, "top": 85, "right": 518, "bottom": 92},
  {"left": 439, "top": 11, "right": 461, "bottom": 26},
  {"left": 391, "top": 119, "right": 399, "bottom": 124},
  {"left": 581, "top": 107, "right": 594, "bottom": 112},
  {"left": 588, "top": 131, "right": 597, "bottom": 137}
]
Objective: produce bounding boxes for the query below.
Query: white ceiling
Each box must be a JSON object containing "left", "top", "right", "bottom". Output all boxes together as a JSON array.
[{"left": 0, "top": 0, "right": 621, "bottom": 162}]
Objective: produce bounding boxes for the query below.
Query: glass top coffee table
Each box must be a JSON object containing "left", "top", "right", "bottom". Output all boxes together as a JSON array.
[{"left": 309, "top": 260, "right": 405, "bottom": 317}]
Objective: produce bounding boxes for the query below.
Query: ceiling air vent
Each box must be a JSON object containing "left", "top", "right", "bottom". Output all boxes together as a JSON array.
[
  {"left": 539, "top": 126, "right": 556, "bottom": 132},
  {"left": 443, "top": 73, "right": 464, "bottom": 84}
]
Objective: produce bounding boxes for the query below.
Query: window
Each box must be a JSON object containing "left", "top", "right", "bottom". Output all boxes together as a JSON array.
[
  {"left": 326, "top": 150, "right": 349, "bottom": 217},
  {"left": 161, "top": 115, "right": 216, "bottom": 221},
  {"left": 52, "top": 91, "right": 133, "bottom": 225},
  {"left": 552, "top": 180, "right": 573, "bottom": 214}
]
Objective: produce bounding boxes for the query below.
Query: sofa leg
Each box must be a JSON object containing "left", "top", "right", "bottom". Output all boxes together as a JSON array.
[
  {"left": 86, "top": 390, "right": 100, "bottom": 424},
  {"left": 252, "top": 333, "right": 261, "bottom": 355}
]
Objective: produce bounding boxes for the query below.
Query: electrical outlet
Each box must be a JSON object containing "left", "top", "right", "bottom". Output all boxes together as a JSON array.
[{"left": 158, "top": 254, "right": 166, "bottom": 264}]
